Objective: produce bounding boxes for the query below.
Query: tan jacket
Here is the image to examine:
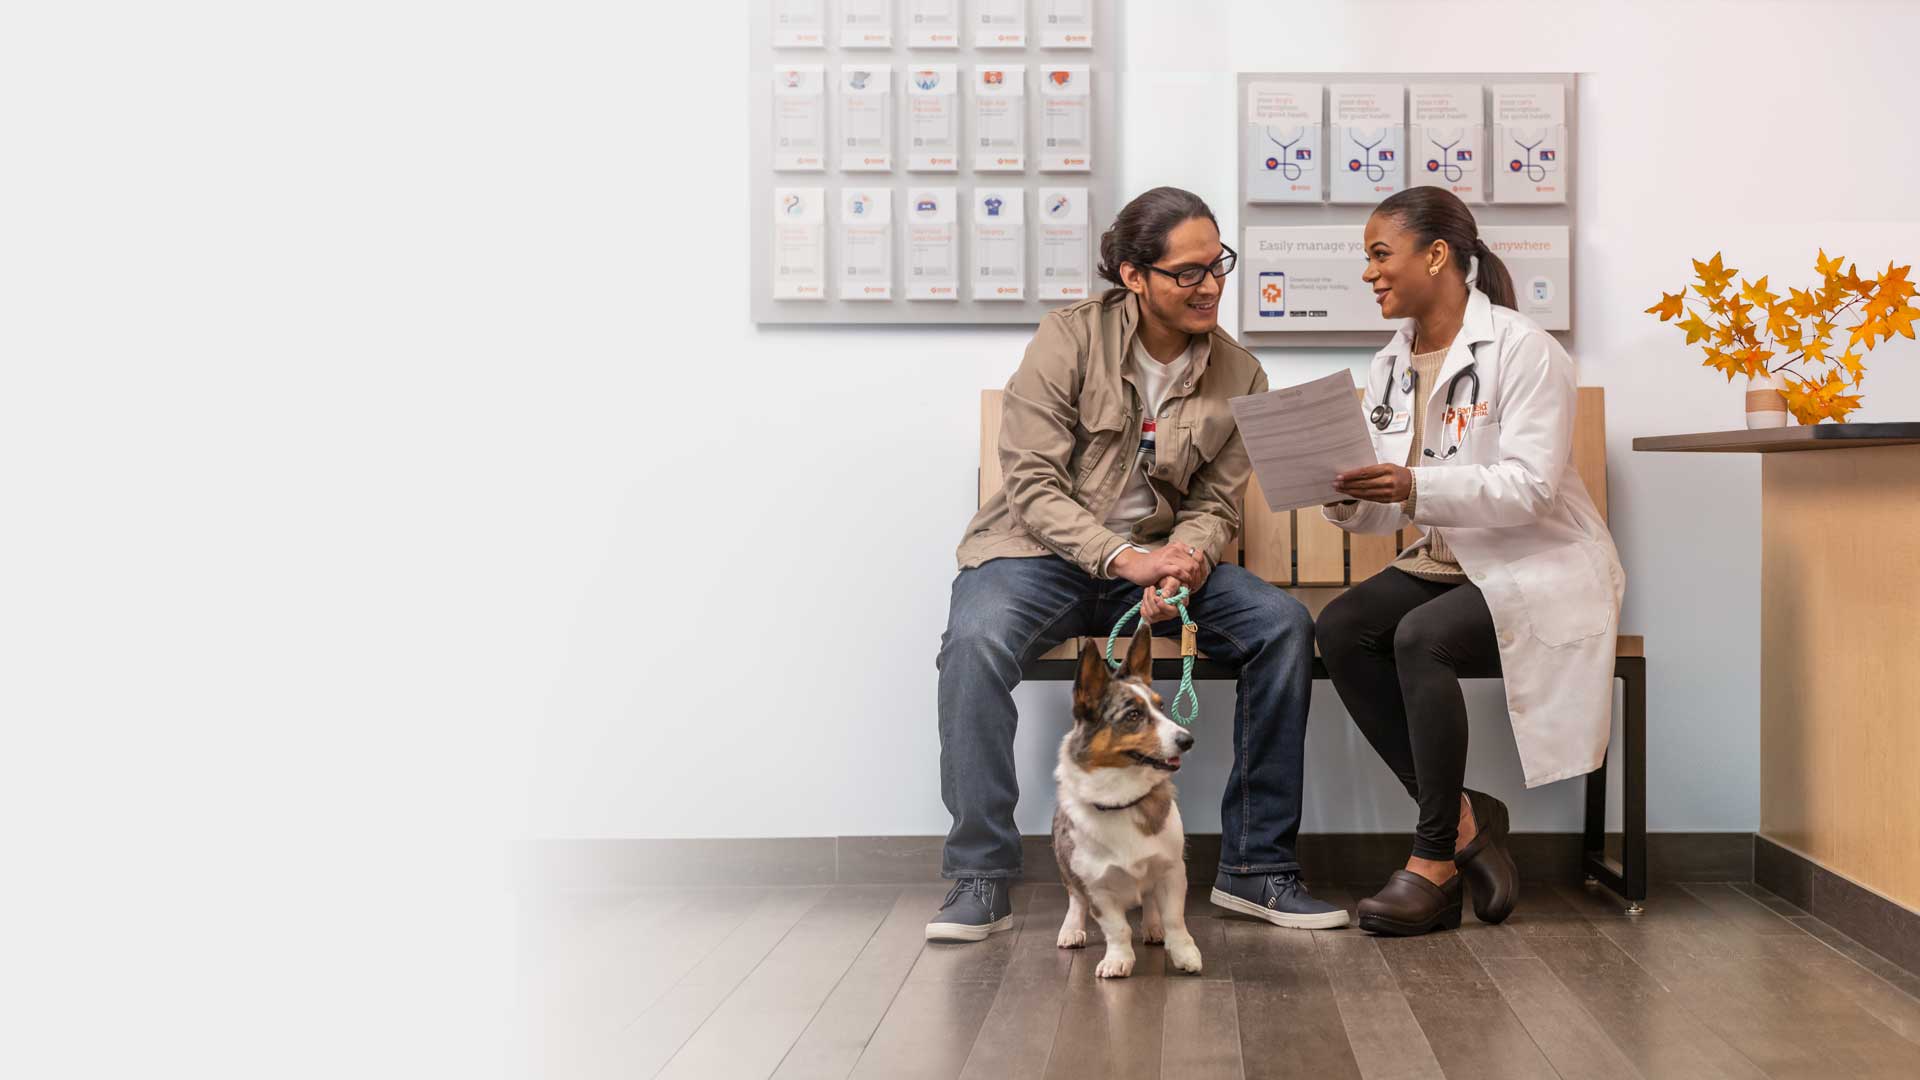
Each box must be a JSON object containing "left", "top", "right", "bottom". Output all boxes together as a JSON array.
[{"left": 957, "top": 294, "right": 1268, "bottom": 578}]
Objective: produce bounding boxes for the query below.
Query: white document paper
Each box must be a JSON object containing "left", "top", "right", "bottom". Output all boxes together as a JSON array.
[
  {"left": 908, "top": 0, "right": 960, "bottom": 47},
  {"left": 1038, "top": 66, "right": 1090, "bottom": 172},
  {"left": 1039, "top": 0, "right": 1092, "bottom": 48},
  {"left": 1245, "top": 81, "right": 1322, "bottom": 204},
  {"left": 838, "top": 189, "right": 893, "bottom": 300},
  {"left": 771, "top": 0, "right": 826, "bottom": 48},
  {"left": 1330, "top": 83, "right": 1405, "bottom": 204},
  {"left": 772, "top": 66, "right": 826, "bottom": 171},
  {"left": 972, "top": 65, "right": 1025, "bottom": 171},
  {"left": 840, "top": 0, "right": 893, "bottom": 48},
  {"left": 974, "top": 0, "right": 1027, "bottom": 47},
  {"left": 971, "top": 187, "right": 1025, "bottom": 300},
  {"left": 1410, "top": 83, "right": 1484, "bottom": 204},
  {"left": 1036, "top": 187, "right": 1089, "bottom": 300},
  {"left": 771, "top": 188, "right": 826, "bottom": 300},
  {"left": 1492, "top": 84, "right": 1567, "bottom": 204},
  {"left": 906, "top": 65, "right": 959, "bottom": 171},
  {"left": 1228, "top": 370, "right": 1380, "bottom": 513},
  {"left": 840, "top": 65, "right": 893, "bottom": 171},
  {"left": 906, "top": 187, "right": 959, "bottom": 300}
]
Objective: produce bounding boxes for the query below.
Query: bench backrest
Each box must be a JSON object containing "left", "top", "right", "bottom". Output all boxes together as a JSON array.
[{"left": 979, "top": 386, "right": 1608, "bottom": 612}]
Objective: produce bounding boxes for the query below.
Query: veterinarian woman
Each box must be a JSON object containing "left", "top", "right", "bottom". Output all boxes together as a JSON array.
[{"left": 1316, "top": 187, "right": 1624, "bottom": 936}]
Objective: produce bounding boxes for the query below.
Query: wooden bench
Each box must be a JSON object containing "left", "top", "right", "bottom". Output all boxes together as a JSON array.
[{"left": 979, "top": 386, "right": 1649, "bottom": 907}]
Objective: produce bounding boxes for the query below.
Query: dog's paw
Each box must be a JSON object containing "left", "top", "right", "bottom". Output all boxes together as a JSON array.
[
  {"left": 1056, "top": 928, "right": 1087, "bottom": 949},
  {"left": 1095, "top": 951, "right": 1134, "bottom": 979},
  {"left": 1141, "top": 922, "right": 1165, "bottom": 945},
  {"left": 1168, "top": 942, "right": 1203, "bottom": 974}
]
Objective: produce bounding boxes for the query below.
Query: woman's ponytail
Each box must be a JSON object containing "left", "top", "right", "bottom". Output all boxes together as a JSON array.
[{"left": 1471, "top": 236, "right": 1516, "bottom": 309}]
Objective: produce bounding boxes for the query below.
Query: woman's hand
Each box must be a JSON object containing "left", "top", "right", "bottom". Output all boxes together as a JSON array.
[{"left": 1334, "top": 463, "right": 1412, "bottom": 504}]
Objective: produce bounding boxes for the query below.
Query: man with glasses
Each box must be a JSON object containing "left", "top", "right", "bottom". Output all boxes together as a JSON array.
[{"left": 929, "top": 187, "right": 1345, "bottom": 943}]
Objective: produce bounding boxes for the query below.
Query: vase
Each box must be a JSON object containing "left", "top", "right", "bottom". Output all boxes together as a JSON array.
[{"left": 1745, "top": 371, "right": 1789, "bottom": 429}]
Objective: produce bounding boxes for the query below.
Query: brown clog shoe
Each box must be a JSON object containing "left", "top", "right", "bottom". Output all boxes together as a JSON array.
[
  {"left": 1455, "top": 788, "right": 1519, "bottom": 924},
  {"left": 1356, "top": 869, "right": 1463, "bottom": 936}
]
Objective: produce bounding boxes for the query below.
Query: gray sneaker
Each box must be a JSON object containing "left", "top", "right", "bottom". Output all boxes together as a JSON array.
[
  {"left": 926, "top": 877, "right": 1015, "bottom": 942},
  {"left": 1211, "top": 870, "right": 1350, "bottom": 929}
]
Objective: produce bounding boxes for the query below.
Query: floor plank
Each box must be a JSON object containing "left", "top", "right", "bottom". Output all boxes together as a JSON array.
[
  {"left": 1374, "top": 932, "right": 1557, "bottom": 1080},
  {"left": 1222, "top": 918, "right": 1361, "bottom": 1080},
  {"left": 1473, "top": 954, "right": 1643, "bottom": 1080},
  {"left": 1731, "top": 881, "right": 1808, "bottom": 917},
  {"left": 1786, "top": 914, "right": 1920, "bottom": 1002},
  {"left": 1159, "top": 977, "right": 1244, "bottom": 1080},
  {"left": 1041, "top": 914, "right": 1171, "bottom": 1080},
  {"left": 1595, "top": 918, "right": 1920, "bottom": 1078},
  {"left": 658, "top": 886, "right": 903, "bottom": 1079},
  {"left": 772, "top": 886, "right": 948, "bottom": 1080},
  {"left": 1527, "top": 934, "right": 1767, "bottom": 1078},
  {"left": 1675, "top": 883, "right": 1805, "bottom": 935},
  {"left": 958, "top": 885, "right": 1074, "bottom": 1080},
  {"left": 527, "top": 887, "right": 772, "bottom": 1077},
  {"left": 591, "top": 886, "right": 832, "bottom": 1078},
  {"left": 850, "top": 884, "right": 1016, "bottom": 1079},
  {"left": 848, "top": 978, "right": 1002, "bottom": 1079},
  {"left": 1756, "top": 931, "right": 1920, "bottom": 1047},
  {"left": 1314, "top": 931, "right": 1443, "bottom": 1080}
]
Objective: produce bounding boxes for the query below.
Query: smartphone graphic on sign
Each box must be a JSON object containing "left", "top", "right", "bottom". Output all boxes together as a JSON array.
[{"left": 1258, "top": 270, "right": 1287, "bottom": 317}]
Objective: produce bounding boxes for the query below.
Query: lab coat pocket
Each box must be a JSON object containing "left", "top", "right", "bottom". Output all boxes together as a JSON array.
[
  {"left": 1508, "top": 540, "right": 1610, "bottom": 646},
  {"left": 1464, "top": 420, "right": 1502, "bottom": 466}
]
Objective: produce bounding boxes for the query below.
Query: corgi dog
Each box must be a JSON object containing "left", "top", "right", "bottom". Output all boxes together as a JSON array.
[{"left": 1052, "top": 623, "right": 1202, "bottom": 978}]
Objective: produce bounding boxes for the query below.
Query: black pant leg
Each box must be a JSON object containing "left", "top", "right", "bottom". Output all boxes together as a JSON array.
[
  {"left": 1315, "top": 568, "right": 1457, "bottom": 800},
  {"left": 1390, "top": 581, "right": 1501, "bottom": 860}
]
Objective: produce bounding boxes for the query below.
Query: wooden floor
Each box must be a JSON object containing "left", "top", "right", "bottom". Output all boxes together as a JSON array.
[{"left": 518, "top": 879, "right": 1920, "bottom": 1079}]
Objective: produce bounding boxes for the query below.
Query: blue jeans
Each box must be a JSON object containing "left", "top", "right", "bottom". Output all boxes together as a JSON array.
[{"left": 936, "top": 554, "right": 1315, "bottom": 879}]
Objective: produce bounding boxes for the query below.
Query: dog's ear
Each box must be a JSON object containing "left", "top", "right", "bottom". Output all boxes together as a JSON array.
[
  {"left": 1072, "top": 638, "right": 1110, "bottom": 719},
  {"left": 1124, "top": 621, "right": 1153, "bottom": 682}
]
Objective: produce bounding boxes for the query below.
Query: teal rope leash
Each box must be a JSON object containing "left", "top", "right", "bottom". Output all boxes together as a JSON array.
[{"left": 1104, "top": 586, "right": 1201, "bottom": 728}]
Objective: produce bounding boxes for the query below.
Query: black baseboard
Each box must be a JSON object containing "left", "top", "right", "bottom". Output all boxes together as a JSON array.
[
  {"left": 1754, "top": 834, "right": 1920, "bottom": 980},
  {"left": 531, "top": 831, "right": 1751, "bottom": 891}
]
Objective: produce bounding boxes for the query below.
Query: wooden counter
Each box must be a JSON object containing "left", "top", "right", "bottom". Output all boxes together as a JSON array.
[{"left": 1638, "top": 424, "right": 1920, "bottom": 913}]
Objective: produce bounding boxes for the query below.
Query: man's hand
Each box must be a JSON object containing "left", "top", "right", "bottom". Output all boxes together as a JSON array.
[
  {"left": 1333, "top": 463, "right": 1412, "bottom": 504},
  {"left": 1141, "top": 574, "right": 1202, "bottom": 624},
  {"left": 1112, "top": 543, "right": 1205, "bottom": 590}
]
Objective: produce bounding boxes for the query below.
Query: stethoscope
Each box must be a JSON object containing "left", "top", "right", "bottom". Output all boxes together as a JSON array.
[
  {"left": 1346, "top": 129, "right": 1392, "bottom": 182},
  {"left": 1369, "top": 353, "right": 1481, "bottom": 460},
  {"left": 1425, "top": 135, "right": 1465, "bottom": 183},
  {"left": 1509, "top": 135, "right": 1558, "bottom": 182},
  {"left": 1262, "top": 125, "right": 1309, "bottom": 180}
]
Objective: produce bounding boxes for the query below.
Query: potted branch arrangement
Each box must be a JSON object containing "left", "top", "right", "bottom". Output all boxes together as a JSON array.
[{"left": 1646, "top": 251, "right": 1919, "bottom": 426}]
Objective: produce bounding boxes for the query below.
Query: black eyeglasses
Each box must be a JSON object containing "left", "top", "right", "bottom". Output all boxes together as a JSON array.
[{"left": 1143, "top": 243, "right": 1237, "bottom": 288}]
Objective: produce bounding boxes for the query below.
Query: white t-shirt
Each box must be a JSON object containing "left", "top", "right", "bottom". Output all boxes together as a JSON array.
[{"left": 1104, "top": 337, "right": 1193, "bottom": 537}]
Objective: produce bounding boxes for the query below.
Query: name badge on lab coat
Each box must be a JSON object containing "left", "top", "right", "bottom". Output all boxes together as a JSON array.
[{"left": 1382, "top": 411, "right": 1410, "bottom": 434}]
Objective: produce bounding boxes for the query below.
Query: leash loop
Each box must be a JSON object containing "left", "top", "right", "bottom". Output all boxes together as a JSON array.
[{"left": 1104, "top": 586, "right": 1201, "bottom": 728}]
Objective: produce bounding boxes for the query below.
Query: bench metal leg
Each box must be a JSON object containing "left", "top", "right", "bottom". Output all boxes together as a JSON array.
[{"left": 1582, "top": 656, "right": 1648, "bottom": 910}]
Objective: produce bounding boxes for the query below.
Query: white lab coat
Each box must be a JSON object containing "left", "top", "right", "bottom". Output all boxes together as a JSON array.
[{"left": 1325, "top": 289, "right": 1625, "bottom": 787}]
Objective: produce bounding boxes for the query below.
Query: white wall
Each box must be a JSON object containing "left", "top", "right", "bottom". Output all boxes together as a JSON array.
[{"left": 524, "top": 0, "right": 1920, "bottom": 842}]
